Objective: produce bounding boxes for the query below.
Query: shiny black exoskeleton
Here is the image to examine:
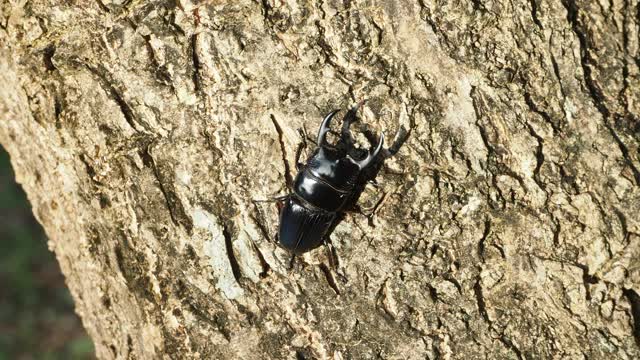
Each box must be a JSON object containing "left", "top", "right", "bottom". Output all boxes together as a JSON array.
[{"left": 278, "top": 107, "right": 384, "bottom": 254}]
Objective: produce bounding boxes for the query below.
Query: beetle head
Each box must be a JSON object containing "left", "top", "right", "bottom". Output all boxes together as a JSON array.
[{"left": 317, "top": 109, "right": 384, "bottom": 170}]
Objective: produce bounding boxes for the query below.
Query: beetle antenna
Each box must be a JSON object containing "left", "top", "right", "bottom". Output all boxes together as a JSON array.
[{"left": 317, "top": 110, "right": 339, "bottom": 146}]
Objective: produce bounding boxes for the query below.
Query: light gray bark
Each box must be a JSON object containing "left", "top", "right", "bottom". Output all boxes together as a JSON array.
[{"left": 1, "top": 0, "right": 639, "bottom": 358}]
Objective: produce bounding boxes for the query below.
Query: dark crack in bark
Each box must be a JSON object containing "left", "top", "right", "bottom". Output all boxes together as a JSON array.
[
  {"left": 478, "top": 218, "right": 491, "bottom": 261},
  {"left": 43, "top": 44, "right": 57, "bottom": 71},
  {"left": 191, "top": 33, "right": 202, "bottom": 93},
  {"left": 499, "top": 335, "right": 524, "bottom": 360},
  {"left": 561, "top": 0, "right": 640, "bottom": 185},
  {"left": 223, "top": 224, "right": 242, "bottom": 283},
  {"left": 85, "top": 64, "right": 141, "bottom": 133},
  {"left": 523, "top": 90, "right": 559, "bottom": 134},
  {"left": 523, "top": 121, "right": 546, "bottom": 193},
  {"left": 142, "top": 145, "right": 194, "bottom": 232},
  {"left": 474, "top": 277, "right": 490, "bottom": 324},
  {"left": 623, "top": 288, "right": 640, "bottom": 347},
  {"left": 271, "top": 114, "right": 293, "bottom": 188},
  {"left": 252, "top": 242, "right": 271, "bottom": 279},
  {"left": 529, "top": 0, "right": 543, "bottom": 29}
]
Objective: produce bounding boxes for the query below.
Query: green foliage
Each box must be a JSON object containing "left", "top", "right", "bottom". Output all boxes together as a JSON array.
[{"left": 0, "top": 146, "right": 95, "bottom": 359}]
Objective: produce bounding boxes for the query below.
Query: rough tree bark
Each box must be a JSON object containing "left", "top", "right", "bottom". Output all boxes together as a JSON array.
[{"left": 1, "top": 0, "right": 639, "bottom": 358}]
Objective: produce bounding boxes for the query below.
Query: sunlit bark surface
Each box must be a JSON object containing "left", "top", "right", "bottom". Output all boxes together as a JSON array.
[{"left": 1, "top": 0, "right": 639, "bottom": 358}]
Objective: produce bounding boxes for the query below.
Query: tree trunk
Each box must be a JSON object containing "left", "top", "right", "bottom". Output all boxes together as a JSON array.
[{"left": 1, "top": 0, "right": 639, "bottom": 358}]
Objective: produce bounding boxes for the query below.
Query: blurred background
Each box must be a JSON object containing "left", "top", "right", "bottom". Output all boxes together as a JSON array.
[{"left": 0, "top": 145, "right": 94, "bottom": 359}]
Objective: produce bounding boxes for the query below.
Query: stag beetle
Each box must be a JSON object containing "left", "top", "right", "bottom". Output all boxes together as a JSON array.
[{"left": 278, "top": 106, "right": 384, "bottom": 254}]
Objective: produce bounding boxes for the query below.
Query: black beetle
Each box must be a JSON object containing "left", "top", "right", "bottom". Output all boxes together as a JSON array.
[{"left": 278, "top": 106, "right": 384, "bottom": 254}]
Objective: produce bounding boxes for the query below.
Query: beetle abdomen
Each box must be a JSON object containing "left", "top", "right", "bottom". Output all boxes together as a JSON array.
[{"left": 278, "top": 196, "right": 336, "bottom": 254}]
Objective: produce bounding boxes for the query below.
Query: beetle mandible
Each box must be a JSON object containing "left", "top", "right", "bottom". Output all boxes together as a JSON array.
[{"left": 278, "top": 106, "right": 384, "bottom": 254}]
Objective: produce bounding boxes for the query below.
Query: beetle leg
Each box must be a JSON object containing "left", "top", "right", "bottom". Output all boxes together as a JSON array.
[
  {"left": 324, "top": 240, "right": 339, "bottom": 271},
  {"left": 323, "top": 240, "right": 347, "bottom": 282},
  {"left": 345, "top": 204, "right": 376, "bottom": 220},
  {"left": 345, "top": 190, "right": 387, "bottom": 219},
  {"left": 252, "top": 193, "right": 289, "bottom": 203},
  {"left": 365, "top": 191, "right": 388, "bottom": 227},
  {"left": 294, "top": 138, "right": 306, "bottom": 171},
  {"left": 298, "top": 126, "right": 317, "bottom": 146}
]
